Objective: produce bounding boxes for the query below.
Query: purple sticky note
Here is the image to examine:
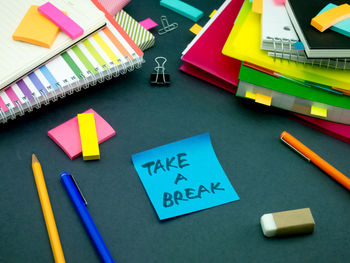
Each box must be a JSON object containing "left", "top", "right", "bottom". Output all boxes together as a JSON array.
[
  {"left": 139, "top": 18, "right": 158, "bottom": 30},
  {"left": 38, "top": 2, "right": 84, "bottom": 40}
]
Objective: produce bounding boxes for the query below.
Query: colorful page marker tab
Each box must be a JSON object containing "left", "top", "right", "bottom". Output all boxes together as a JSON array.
[
  {"left": 189, "top": 24, "right": 202, "bottom": 35},
  {"left": 252, "top": 0, "right": 263, "bottom": 14},
  {"left": 209, "top": 9, "right": 217, "bottom": 18},
  {"left": 160, "top": 0, "right": 203, "bottom": 22},
  {"left": 12, "top": 5, "right": 61, "bottom": 48},
  {"left": 131, "top": 133, "right": 239, "bottom": 220},
  {"left": 293, "top": 41, "right": 305, "bottom": 50},
  {"left": 77, "top": 113, "right": 100, "bottom": 160},
  {"left": 273, "top": 0, "right": 285, "bottom": 5},
  {"left": 139, "top": 18, "right": 158, "bottom": 30},
  {"left": 311, "top": 3, "right": 350, "bottom": 32},
  {"left": 38, "top": 2, "right": 84, "bottom": 40},
  {"left": 311, "top": 106, "right": 327, "bottom": 117},
  {"left": 48, "top": 109, "right": 115, "bottom": 160},
  {"left": 245, "top": 91, "right": 256, "bottom": 99},
  {"left": 317, "top": 3, "right": 350, "bottom": 37},
  {"left": 255, "top": 93, "right": 272, "bottom": 106}
]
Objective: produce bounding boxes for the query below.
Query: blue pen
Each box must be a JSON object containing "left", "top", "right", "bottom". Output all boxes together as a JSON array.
[{"left": 60, "top": 172, "right": 115, "bottom": 263}]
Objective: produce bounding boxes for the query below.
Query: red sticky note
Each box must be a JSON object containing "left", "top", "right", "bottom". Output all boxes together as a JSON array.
[{"left": 48, "top": 109, "right": 115, "bottom": 159}]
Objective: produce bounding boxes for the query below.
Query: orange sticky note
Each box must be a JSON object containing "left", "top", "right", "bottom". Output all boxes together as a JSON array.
[
  {"left": 255, "top": 93, "right": 272, "bottom": 106},
  {"left": 311, "top": 4, "right": 350, "bottom": 32},
  {"left": 12, "top": 5, "right": 62, "bottom": 48},
  {"left": 189, "top": 24, "right": 202, "bottom": 35},
  {"left": 252, "top": 0, "right": 263, "bottom": 14}
]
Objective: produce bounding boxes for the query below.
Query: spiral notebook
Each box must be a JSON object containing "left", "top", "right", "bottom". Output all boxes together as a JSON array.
[
  {"left": 0, "top": 2, "right": 143, "bottom": 123},
  {"left": 0, "top": 0, "right": 107, "bottom": 90},
  {"left": 261, "top": 0, "right": 350, "bottom": 69}
]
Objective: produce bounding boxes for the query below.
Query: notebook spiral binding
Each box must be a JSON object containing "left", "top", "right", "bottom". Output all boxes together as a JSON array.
[
  {"left": 0, "top": 55, "right": 144, "bottom": 124},
  {"left": 268, "top": 38, "right": 349, "bottom": 70}
]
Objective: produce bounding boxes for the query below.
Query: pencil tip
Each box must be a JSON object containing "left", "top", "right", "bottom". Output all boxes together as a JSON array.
[{"left": 32, "top": 154, "right": 39, "bottom": 163}]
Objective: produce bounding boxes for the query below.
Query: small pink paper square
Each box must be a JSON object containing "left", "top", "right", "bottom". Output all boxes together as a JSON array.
[
  {"left": 48, "top": 109, "right": 115, "bottom": 159},
  {"left": 139, "top": 18, "right": 158, "bottom": 30}
]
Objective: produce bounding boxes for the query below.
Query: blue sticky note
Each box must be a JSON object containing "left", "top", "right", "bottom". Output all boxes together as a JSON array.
[
  {"left": 132, "top": 133, "right": 239, "bottom": 220},
  {"left": 317, "top": 3, "right": 350, "bottom": 37},
  {"left": 293, "top": 41, "right": 305, "bottom": 50},
  {"left": 160, "top": 0, "right": 203, "bottom": 22}
]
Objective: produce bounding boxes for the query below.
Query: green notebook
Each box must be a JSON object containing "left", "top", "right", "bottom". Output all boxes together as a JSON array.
[{"left": 238, "top": 65, "right": 350, "bottom": 110}]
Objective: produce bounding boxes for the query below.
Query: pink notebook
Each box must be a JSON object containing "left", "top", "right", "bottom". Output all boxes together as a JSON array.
[
  {"left": 180, "top": 62, "right": 236, "bottom": 92},
  {"left": 293, "top": 114, "right": 350, "bottom": 144},
  {"left": 180, "top": 0, "right": 244, "bottom": 90},
  {"left": 97, "top": 0, "right": 130, "bottom": 16}
]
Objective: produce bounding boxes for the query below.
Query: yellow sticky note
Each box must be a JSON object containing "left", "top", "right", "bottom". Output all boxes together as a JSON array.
[
  {"left": 255, "top": 93, "right": 271, "bottom": 106},
  {"left": 252, "top": 0, "right": 263, "bottom": 14},
  {"left": 190, "top": 24, "right": 202, "bottom": 35},
  {"left": 245, "top": 91, "right": 256, "bottom": 100},
  {"left": 311, "top": 106, "right": 327, "bottom": 117},
  {"left": 209, "top": 9, "right": 217, "bottom": 18},
  {"left": 12, "top": 5, "right": 62, "bottom": 48},
  {"left": 78, "top": 113, "right": 100, "bottom": 161}
]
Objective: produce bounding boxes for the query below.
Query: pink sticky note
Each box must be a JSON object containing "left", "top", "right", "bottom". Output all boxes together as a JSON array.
[
  {"left": 273, "top": 0, "right": 285, "bottom": 5},
  {"left": 38, "top": 2, "right": 84, "bottom": 40},
  {"left": 139, "top": 18, "right": 158, "bottom": 30},
  {"left": 48, "top": 109, "right": 115, "bottom": 159}
]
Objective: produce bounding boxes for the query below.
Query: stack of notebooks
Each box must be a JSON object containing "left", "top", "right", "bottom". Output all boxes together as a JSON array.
[
  {"left": 181, "top": 0, "right": 350, "bottom": 143},
  {"left": 0, "top": 0, "right": 144, "bottom": 123}
]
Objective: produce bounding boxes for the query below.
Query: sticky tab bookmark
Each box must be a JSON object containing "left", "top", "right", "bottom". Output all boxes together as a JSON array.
[
  {"left": 139, "top": 18, "right": 158, "bottom": 30},
  {"left": 189, "top": 24, "right": 202, "bottom": 35},
  {"left": 293, "top": 42, "right": 305, "bottom": 50},
  {"left": 209, "top": 10, "right": 217, "bottom": 18},
  {"left": 273, "top": 0, "right": 285, "bottom": 5},
  {"left": 245, "top": 91, "right": 256, "bottom": 100},
  {"left": 255, "top": 93, "right": 272, "bottom": 106},
  {"left": 160, "top": 0, "right": 203, "bottom": 22},
  {"left": 317, "top": 3, "right": 350, "bottom": 37},
  {"left": 77, "top": 113, "right": 100, "bottom": 160},
  {"left": 252, "top": 0, "right": 263, "bottom": 14},
  {"left": 311, "top": 106, "right": 327, "bottom": 117},
  {"left": 38, "top": 2, "right": 84, "bottom": 40},
  {"left": 311, "top": 4, "right": 350, "bottom": 32},
  {"left": 12, "top": 5, "right": 61, "bottom": 48}
]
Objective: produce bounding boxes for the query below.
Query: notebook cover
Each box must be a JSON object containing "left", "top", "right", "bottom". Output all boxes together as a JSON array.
[
  {"left": 222, "top": 0, "right": 350, "bottom": 91},
  {"left": 286, "top": 0, "right": 350, "bottom": 50},
  {"left": 293, "top": 114, "right": 350, "bottom": 144},
  {"left": 181, "top": 0, "right": 244, "bottom": 87},
  {"left": 115, "top": 10, "right": 155, "bottom": 51},
  {"left": 91, "top": 0, "right": 143, "bottom": 57},
  {"left": 97, "top": 0, "right": 130, "bottom": 16},
  {"left": 180, "top": 62, "right": 236, "bottom": 93},
  {"left": 239, "top": 65, "right": 350, "bottom": 110}
]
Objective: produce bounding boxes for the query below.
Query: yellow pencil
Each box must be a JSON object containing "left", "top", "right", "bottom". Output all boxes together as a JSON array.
[{"left": 32, "top": 154, "right": 65, "bottom": 263}]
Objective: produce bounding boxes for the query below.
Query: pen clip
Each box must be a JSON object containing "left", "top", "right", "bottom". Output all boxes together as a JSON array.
[
  {"left": 69, "top": 174, "right": 88, "bottom": 206},
  {"left": 281, "top": 136, "right": 310, "bottom": 162}
]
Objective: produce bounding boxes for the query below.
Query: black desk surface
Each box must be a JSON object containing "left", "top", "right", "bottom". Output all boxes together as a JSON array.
[{"left": 1, "top": 1, "right": 350, "bottom": 262}]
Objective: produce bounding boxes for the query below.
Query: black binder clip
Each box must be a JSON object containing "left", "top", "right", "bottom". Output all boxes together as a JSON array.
[
  {"left": 150, "top": 57, "right": 170, "bottom": 86},
  {"left": 158, "top": 15, "right": 178, "bottom": 35}
]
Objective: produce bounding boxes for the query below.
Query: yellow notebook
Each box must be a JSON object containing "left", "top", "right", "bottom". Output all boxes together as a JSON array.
[
  {"left": 13, "top": 5, "right": 61, "bottom": 48},
  {"left": 222, "top": 0, "right": 350, "bottom": 91}
]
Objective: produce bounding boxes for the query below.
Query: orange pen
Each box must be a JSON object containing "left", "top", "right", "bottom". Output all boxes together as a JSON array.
[{"left": 280, "top": 131, "right": 350, "bottom": 191}]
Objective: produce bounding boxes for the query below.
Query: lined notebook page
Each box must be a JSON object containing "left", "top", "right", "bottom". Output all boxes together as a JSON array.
[{"left": 0, "top": 0, "right": 106, "bottom": 90}]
